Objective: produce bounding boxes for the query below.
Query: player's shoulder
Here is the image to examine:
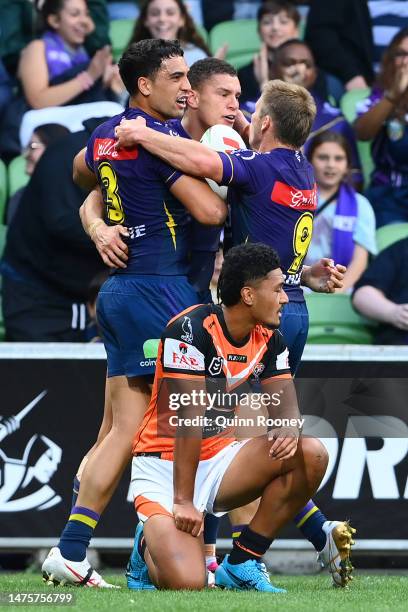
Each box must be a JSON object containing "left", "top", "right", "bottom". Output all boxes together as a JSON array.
[
  {"left": 165, "top": 303, "right": 213, "bottom": 337},
  {"left": 90, "top": 111, "right": 125, "bottom": 138}
]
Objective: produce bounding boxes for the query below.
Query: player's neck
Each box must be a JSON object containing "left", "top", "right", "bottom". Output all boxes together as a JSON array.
[
  {"left": 222, "top": 305, "right": 253, "bottom": 343},
  {"left": 258, "top": 134, "right": 295, "bottom": 153},
  {"left": 129, "top": 96, "right": 168, "bottom": 123},
  {"left": 181, "top": 113, "right": 204, "bottom": 141}
]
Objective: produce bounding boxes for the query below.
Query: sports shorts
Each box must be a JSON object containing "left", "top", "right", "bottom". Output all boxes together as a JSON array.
[
  {"left": 97, "top": 274, "right": 199, "bottom": 377},
  {"left": 279, "top": 301, "right": 309, "bottom": 376},
  {"left": 130, "top": 439, "right": 249, "bottom": 521}
]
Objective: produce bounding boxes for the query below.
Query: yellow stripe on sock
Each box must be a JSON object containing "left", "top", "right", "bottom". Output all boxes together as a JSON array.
[
  {"left": 232, "top": 531, "right": 242, "bottom": 538},
  {"left": 296, "top": 506, "right": 318, "bottom": 528},
  {"left": 69, "top": 513, "right": 97, "bottom": 529}
]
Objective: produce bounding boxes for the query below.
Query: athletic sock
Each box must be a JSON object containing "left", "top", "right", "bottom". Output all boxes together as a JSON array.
[
  {"left": 228, "top": 526, "right": 272, "bottom": 565},
  {"left": 231, "top": 523, "right": 247, "bottom": 540},
  {"left": 58, "top": 506, "right": 100, "bottom": 561},
  {"left": 294, "top": 500, "right": 327, "bottom": 552},
  {"left": 71, "top": 476, "right": 80, "bottom": 508}
]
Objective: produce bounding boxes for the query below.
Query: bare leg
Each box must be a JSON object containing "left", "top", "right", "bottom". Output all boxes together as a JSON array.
[
  {"left": 228, "top": 500, "right": 260, "bottom": 527},
  {"left": 143, "top": 515, "right": 206, "bottom": 590},
  {"left": 216, "top": 436, "right": 328, "bottom": 538},
  {"left": 76, "top": 375, "right": 151, "bottom": 514}
]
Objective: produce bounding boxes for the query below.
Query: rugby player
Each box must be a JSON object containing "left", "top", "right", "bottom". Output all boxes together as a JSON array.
[
  {"left": 129, "top": 242, "right": 329, "bottom": 592},
  {"left": 41, "top": 40, "right": 228, "bottom": 588},
  {"left": 114, "top": 78, "right": 355, "bottom": 588}
]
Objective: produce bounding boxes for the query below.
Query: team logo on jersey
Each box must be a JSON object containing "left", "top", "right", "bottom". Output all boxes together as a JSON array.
[
  {"left": 271, "top": 181, "right": 317, "bottom": 210},
  {"left": 208, "top": 356, "right": 224, "bottom": 376},
  {"left": 181, "top": 317, "right": 193, "bottom": 344},
  {"left": 0, "top": 391, "right": 63, "bottom": 513},
  {"left": 163, "top": 338, "right": 205, "bottom": 371},
  {"left": 252, "top": 363, "right": 265, "bottom": 378},
  {"left": 227, "top": 354, "right": 247, "bottom": 363},
  {"left": 93, "top": 138, "right": 138, "bottom": 161}
]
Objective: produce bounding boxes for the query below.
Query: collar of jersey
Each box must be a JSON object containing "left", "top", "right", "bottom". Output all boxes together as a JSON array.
[{"left": 213, "top": 305, "right": 251, "bottom": 348}]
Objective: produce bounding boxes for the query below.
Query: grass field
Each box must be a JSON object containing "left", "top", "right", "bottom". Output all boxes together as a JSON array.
[{"left": 1, "top": 573, "right": 407, "bottom": 612}]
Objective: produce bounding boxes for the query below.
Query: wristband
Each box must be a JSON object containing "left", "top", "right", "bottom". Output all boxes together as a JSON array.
[{"left": 87, "top": 219, "right": 104, "bottom": 240}]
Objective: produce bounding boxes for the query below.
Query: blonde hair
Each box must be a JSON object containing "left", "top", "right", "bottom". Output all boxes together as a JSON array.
[{"left": 260, "top": 79, "right": 316, "bottom": 148}]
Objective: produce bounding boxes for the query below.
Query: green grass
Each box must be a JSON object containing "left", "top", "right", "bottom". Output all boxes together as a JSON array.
[{"left": 0, "top": 573, "right": 407, "bottom": 612}]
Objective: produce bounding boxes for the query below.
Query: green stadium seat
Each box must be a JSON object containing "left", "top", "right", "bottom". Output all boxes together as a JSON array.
[
  {"left": 305, "top": 293, "right": 374, "bottom": 344},
  {"left": 340, "top": 88, "right": 374, "bottom": 188},
  {"left": 0, "top": 224, "right": 7, "bottom": 341},
  {"left": 209, "top": 19, "right": 260, "bottom": 63},
  {"left": 0, "top": 159, "right": 7, "bottom": 224},
  {"left": 8, "top": 156, "right": 28, "bottom": 198},
  {"left": 376, "top": 222, "right": 408, "bottom": 253},
  {"left": 227, "top": 51, "right": 257, "bottom": 70},
  {"left": 110, "top": 19, "right": 134, "bottom": 62}
]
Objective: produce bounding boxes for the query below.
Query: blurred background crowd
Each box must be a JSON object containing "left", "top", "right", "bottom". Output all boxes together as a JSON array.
[{"left": 1, "top": 0, "right": 408, "bottom": 346}]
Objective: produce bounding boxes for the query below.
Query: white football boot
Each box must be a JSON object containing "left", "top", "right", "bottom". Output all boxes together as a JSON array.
[{"left": 42, "top": 547, "right": 119, "bottom": 588}]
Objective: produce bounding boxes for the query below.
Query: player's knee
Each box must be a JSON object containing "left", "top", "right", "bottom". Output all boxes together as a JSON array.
[
  {"left": 300, "top": 437, "right": 329, "bottom": 477},
  {"left": 159, "top": 566, "right": 206, "bottom": 590}
]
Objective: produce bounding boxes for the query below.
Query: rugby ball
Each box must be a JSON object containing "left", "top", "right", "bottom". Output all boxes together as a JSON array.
[{"left": 200, "top": 124, "right": 247, "bottom": 199}]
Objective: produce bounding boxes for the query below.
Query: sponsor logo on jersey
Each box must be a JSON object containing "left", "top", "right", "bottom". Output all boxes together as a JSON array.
[
  {"left": 163, "top": 338, "right": 205, "bottom": 371},
  {"left": 208, "top": 356, "right": 224, "bottom": 376},
  {"left": 93, "top": 138, "right": 138, "bottom": 161},
  {"left": 181, "top": 316, "right": 193, "bottom": 344},
  {"left": 227, "top": 354, "right": 247, "bottom": 363},
  {"left": 271, "top": 181, "right": 317, "bottom": 210}
]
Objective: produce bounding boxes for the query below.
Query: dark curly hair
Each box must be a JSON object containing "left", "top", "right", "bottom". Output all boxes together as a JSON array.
[
  {"left": 217, "top": 243, "right": 281, "bottom": 306},
  {"left": 127, "top": 0, "right": 210, "bottom": 56}
]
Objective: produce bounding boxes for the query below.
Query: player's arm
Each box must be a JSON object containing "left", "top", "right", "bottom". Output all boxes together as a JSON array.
[
  {"left": 80, "top": 187, "right": 129, "bottom": 269},
  {"left": 115, "top": 117, "right": 224, "bottom": 182},
  {"left": 170, "top": 176, "right": 227, "bottom": 225},
  {"left": 73, "top": 147, "right": 98, "bottom": 191},
  {"left": 301, "top": 258, "right": 346, "bottom": 293},
  {"left": 172, "top": 376, "right": 207, "bottom": 537}
]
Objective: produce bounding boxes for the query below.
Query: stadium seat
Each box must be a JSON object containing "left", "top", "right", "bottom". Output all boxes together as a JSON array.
[
  {"left": 0, "top": 159, "right": 7, "bottom": 224},
  {"left": 8, "top": 156, "right": 28, "bottom": 198},
  {"left": 0, "top": 223, "right": 6, "bottom": 341},
  {"left": 110, "top": 19, "right": 134, "bottom": 62},
  {"left": 209, "top": 19, "right": 260, "bottom": 63},
  {"left": 340, "top": 88, "right": 374, "bottom": 188},
  {"left": 376, "top": 222, "right": 408, "bottom": 252},
  {"left": 305, "top": 293, "right": 375, "bottom": 344}
]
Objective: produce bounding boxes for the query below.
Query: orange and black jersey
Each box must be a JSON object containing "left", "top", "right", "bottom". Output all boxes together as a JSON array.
[{"left": 132, "top": 303, "right": 292, "bottom": 459}]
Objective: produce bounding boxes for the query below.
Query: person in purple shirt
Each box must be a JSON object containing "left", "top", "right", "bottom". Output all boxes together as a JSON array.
[
  {"left": 115, "top": 79, "right": 355, "bottom": 588},
  {"left": 41, "top": 39, "right": 226, "bottom": 589}
]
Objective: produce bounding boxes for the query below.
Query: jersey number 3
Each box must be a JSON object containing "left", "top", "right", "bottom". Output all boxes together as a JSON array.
[
  {"left": 288, "top": 212, "right": 313, "bottom": 274},
  {"left": 98, "top": 162, "right": 124, "bottom": 224}
]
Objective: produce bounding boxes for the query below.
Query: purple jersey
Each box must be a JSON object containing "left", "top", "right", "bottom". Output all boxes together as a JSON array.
[
  {"left": 219, "top": 148, "right": 316, "bottom": 301},
  {"left": 85, "top": 108, "right": 191, "bottom": 276}
]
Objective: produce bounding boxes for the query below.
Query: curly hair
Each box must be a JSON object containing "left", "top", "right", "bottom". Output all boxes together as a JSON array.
[
  {"left": 127, "top": 0, "right": 210, "bottom": 56},
  {"left": 217, "top": 243, "right": 281, "bottom": 306}
]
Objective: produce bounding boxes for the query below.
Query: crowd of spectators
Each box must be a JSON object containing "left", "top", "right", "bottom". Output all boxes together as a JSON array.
[{"left": 1, "top": 0, "right": 408, "bottom": 344}]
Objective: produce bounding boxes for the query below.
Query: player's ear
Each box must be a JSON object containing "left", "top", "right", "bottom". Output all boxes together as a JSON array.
[
  {"left": 138, "top": 76, "right": 151, "bottom": 97},
  {"left": 241, "top": 286, "right": 254, "bottom": 306},
  {"left": 261, "top": 114, "right": 271, "bottom": 133},
  {"left": 187, "top": 89, "right": 199, "bottom": 109}
]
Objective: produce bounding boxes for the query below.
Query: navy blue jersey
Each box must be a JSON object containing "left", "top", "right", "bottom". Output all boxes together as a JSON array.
[
  {"left": 169, "top": 118, "right": 222, "bottom": 298},
  {"left": 219, "top": 148, "right": 316, "bottom": 301},
  {"left": 85, "top": 108, "right": 191, "bottom": 276}
]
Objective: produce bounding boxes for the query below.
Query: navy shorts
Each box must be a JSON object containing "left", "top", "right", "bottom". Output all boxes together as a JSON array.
[
  {"left": 97, "top": 274, "right": 199, "bottom": 378},
  {"left": 279, "top": 301, "right": 309, "bottom": 376}
]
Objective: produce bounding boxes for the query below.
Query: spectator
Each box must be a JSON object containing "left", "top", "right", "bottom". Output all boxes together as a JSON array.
[
  {"left": 270, "top": 39, "right": 363, "bottom": 186},
  {"left": 127, "top": 0, "right": 211, "bottom": 65},
  {"left": 238, "top": 1, "right": 300, "bottom": 104},
  {"left": 6, "top": 123, "right": 70, "bottom": 224},
  {"left": 353, "top": 238, "right": 408, "bottom": 344},
  {"left": 0, "top": 0, "right": 35, "bottom": 79},
  {"left": 0, "top": 119, "right": 107, "bottom": 342},
  {"left": 354, "top": 28, "right": 408, "bottom": 228},
  {"left": 0, "top": 59, "right": 12, "bottom": 120},
  {"left": 305, "top": 0, "right": 374, "bottom": 92},
  {"left": 305, "top": 131, "right": 377, "bottom": 292},
  {"left": 368, "top": 0, "right": 408, "bottom": 70}
]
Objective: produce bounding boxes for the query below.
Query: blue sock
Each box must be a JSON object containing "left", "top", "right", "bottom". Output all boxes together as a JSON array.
[
  {"left": 71, "top": 476, "right": 80, "bottom": 508},
  {"left": 58, "top": 506, "right": 100, "bottom": 561},
  {"left": 294, "top": 500, "right": 327, "bottom": 552}
]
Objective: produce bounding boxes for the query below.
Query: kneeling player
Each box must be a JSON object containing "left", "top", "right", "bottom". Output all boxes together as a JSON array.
[{"left": 129, "top": 243, "right": 328, "bottom": 591}]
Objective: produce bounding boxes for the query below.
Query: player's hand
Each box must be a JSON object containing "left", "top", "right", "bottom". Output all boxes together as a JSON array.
[
  {"left": 91, "top": 221, "right": 129, "bottom": 268},
  {"left": 173, "top": 501, "right": 203, "bottom": 537},
  {"left": 389, "top": 303, "right": 408, "bottom": 330},
  {"left": 233, "top": 110, "right": 250, "bottom": 143},
  {"left": 303, "top": 258, "right": 346, "bottom": 293},
  {"left": 268, "top": 427, "right": 299, "bottom": 461},
  {"left": 115, "top": 116, "right": 147, "bottom": 148}
]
